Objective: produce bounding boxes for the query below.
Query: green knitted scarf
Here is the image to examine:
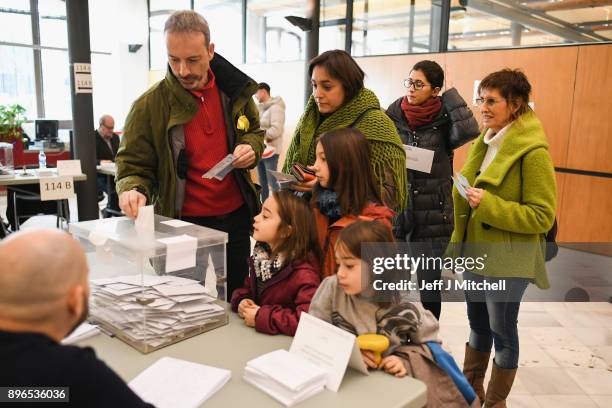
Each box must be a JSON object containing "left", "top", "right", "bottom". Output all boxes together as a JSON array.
[{"left": 282, "top": 88, "right": 407, "bottom": 209}]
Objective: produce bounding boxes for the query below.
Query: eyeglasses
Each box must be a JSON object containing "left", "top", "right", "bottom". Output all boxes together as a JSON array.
[
  {"left": 403, "top": 79, "right": 430, "bottom": 90},
  {"left": 475, "top": 97, "right": 505, "bottom": 107}
]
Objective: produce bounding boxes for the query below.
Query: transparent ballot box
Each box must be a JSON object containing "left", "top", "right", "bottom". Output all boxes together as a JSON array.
[
  {"left": 0, "top": 142, "right": 14, "bottom": 177},
  {"left": 69, "top": 215, "right": 228, "bottom": 354}
]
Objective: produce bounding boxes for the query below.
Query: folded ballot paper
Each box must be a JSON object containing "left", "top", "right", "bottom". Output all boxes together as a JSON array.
[
  {"left": 90, "top": 274, "right": 225, "bottom": 348},
  {"left": 129, "top": 357, "right": 231, "bottom": 408},
  {"left": 243, "top": 349, "right": 327, "bottom": 407},
  {"left": 452, "top": 172, "right": 472, "bottom": 201},
  {"left": 61, "top": 322, "right": 100, "bottom": 345}
]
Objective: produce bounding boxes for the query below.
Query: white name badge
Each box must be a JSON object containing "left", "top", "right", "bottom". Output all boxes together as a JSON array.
[
  {"left": 39, "top": 176, "right": 75, "bottom": 201},
  {"left": 57, "top": 160, "right": 82, "bottom": 176},
  {"left": 404, "top": 145, "right": 435, "bottom": 173},
  {"left": 290, "top": 313, "right": 368, "bottom": 392}
]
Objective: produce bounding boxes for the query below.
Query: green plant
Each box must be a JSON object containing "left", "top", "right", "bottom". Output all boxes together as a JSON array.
[{"left": 0, "top": 104, "right": 26, "bottom": 142}]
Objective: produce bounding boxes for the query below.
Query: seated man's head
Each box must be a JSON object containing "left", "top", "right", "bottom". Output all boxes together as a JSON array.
[
  {"left": 98, "top": 114, "right": 115, "bottom": 139},
  {"left": 0, "top": 229, "right": 90, "bottom": 341}
]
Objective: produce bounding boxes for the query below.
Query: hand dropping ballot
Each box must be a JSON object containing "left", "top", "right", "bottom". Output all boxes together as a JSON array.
[
  {"left": 452, "top": 172, "right": 472, "bottom": 200},
  {"left": 203, "top": 154, "right": 235, "bottom": 181}
]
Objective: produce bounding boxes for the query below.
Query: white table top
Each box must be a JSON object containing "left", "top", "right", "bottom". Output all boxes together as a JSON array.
[
  {"left": 96, "top": 164, "right": 116, "bottom": 176},
  {"left": 79, "top": 312, "right": 427, "bottom": 408},
  {"left": 0, "top": 169, "right": 87, "bottom": 186}
]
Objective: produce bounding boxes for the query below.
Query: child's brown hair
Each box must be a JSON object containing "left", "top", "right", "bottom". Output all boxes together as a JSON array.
[
  {"left": 272, "top": 191, "right": 322, "bottom": 271},
  {"left": 335, "top": 220, "right": 399, "bottom": 305},
  {"left": 315, "top": 128, "right": 383, "bottom": 216}
]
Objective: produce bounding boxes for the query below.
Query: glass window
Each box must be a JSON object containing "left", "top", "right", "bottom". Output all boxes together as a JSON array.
[
  {"left": 0, "top": 45, "right": 36, "bottom": 118},
  {"left": 246, "top": 0, "right": 307, "bottom": 63},
  {"left": 319, "top": 0, "right": 347, "bottom": 53},
  {"left": 149, "top": 13, "right": 171, "bottom": 70},
  {"left": 321, "top": 0, "right": 347, "bottom": 22},
  {"left": 0, "top": 0, "right": 32, "bottom": 45},
  {"left": 448, "top": 0, "right": 610, "bottom": 51},
  {"left": 194, "top": 0, "right": 243, "bottom": 65},
  {"left": 148, "top": 1, "right": 192, "bottom": 70},
  {"left": 0, "top": 0, "right": 29, "bottom": 9},
  {"left": 41, "top": 49, "right": 71, "bottom": 119},
  {"left": 352, "top": 0, "right": 433, "bottom": 56},
  {"left": 38, "top": 0, "right": 67, "bottom": 49},
  {"left": 150, "top": 0, "right": 190, "bottom": 12},
  {"left": 319, "top": 25, "right": 346, "bottom": 53}
]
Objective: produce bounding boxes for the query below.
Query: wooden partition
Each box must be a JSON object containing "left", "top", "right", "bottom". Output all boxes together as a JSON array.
[{"left": 566, "top": 45, "right": 612, "bottom": 174}]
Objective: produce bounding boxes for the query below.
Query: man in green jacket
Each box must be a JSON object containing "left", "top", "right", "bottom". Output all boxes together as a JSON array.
[{"left": 115, "top": 10, "right": 264, "bottom": 297}]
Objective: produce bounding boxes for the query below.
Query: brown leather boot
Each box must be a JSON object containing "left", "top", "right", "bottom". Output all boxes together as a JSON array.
[
  {"left": 484, "top": 362, "right": 517, "bottom": 408},
  {"left": 462, "top": 343, "right": 490, "bottom": 404}
]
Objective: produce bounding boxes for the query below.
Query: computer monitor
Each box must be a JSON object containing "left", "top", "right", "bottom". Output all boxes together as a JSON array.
[{"left": 35, "top": 120, "right": 59, "bottom": 141}]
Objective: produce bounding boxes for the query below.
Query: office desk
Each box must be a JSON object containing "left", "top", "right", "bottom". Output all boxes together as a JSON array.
[
  {"left": 79, "top": 313, "right": 427, "bottom": 408},
  {"left": 0, "top": 170, "right": 87, "bottom": 229},
  {"left": 0, "top": 169, "right": 87, "bottom": 186},
  {"left": 96, "top": 163, "right": 116, "bottom": 177}
]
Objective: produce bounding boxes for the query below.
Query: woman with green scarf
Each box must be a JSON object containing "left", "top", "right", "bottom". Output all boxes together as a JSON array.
[{"left": 282, "top": 50, "right": 407, "bottom": 210}]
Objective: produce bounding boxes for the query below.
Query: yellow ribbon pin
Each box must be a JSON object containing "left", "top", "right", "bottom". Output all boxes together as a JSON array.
[{"left": 237, "top": 115, "right": 250, "bottom": 132}]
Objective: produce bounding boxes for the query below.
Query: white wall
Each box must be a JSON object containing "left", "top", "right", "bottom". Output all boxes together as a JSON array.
[{"left": 90, "top": 0, "right": 149, "bottom": 131}]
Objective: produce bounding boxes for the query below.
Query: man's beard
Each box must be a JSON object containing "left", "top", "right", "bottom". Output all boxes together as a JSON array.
[{"left": 65, "top": 292, "right": 90, "bottom": 337}]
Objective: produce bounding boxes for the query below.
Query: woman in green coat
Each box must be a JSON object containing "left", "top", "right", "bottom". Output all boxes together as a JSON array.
[
  {"left": 451, "top": 69, "right": 556, "bottom": 407},
  {"left": 282, "top": 50, "right": 407, "bottom": 210}
]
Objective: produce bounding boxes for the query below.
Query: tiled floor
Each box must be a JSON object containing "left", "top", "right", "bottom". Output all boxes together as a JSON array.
[
  {"left": 2, "top": 192, "right": 612, "bottom": 407},
  {"left": 441, "top": 302, "right": 612, "bottom": 408}
]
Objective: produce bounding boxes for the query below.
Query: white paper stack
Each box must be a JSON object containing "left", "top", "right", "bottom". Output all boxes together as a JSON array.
[
  {"left": 61, "top": 322, "right": 100, "bottom": 345},
  {"left": 90, "top": 275, "right": 225, "bottom": 347},
  {"left": 244, "top": 349, "right": 327, "bottom": 407},
  {"left": 129, "top": 357, "right": 231, "bottom": 408}
]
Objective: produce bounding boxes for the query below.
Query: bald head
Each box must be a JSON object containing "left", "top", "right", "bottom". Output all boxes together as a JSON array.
[{"left": 0, "top": 229, "right": 89, "bottom": 334}]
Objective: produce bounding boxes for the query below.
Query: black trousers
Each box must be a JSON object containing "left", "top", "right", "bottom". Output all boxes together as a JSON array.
[{"left": 182, "top": 205, "right": 252, "bottom": 301}]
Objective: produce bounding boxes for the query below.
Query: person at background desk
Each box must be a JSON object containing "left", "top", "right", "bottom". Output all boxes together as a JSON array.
[
  {"left": 0, "top": 229, "right": 153, "bottom": 407},
  {"left": 115, "top": 10, "right": 264, "bottom": 298},
  {"left": 95, "top": 114, "right": 120, "bottom": 217}
]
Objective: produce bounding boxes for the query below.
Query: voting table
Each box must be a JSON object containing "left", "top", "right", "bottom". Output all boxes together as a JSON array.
[{"left": 79, "top": 312, "right": 427, "bottom": 408}]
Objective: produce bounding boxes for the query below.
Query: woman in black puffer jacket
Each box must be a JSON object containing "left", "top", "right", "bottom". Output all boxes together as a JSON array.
[{"left": 386, "top": 60, "right": 479, "bottom": 319}]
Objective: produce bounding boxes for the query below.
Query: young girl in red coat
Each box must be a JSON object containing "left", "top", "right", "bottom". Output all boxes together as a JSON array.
[
  {"left": 310, "top": 128, "right": 395, "bottom": 277},
  {"left": 231, "top": 190, "right": 322, "bottom": 336}
]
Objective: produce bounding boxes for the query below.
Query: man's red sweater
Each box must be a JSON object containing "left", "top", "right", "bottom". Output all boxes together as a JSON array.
[{"left": 181, "top": 70, "right": 243, "bottom": 217}]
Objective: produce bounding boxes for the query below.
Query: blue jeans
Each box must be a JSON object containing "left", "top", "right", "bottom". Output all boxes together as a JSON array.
[
  {"left": 257, "top": 154, "right": 279, "bottom": 202},
  {"left": 463, "top": 271, "right": 530, "bottom": 369}
]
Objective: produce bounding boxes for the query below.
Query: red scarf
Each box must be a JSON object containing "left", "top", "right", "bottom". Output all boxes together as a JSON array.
[{"left": 401, "top": 96, "right": 442, "bottom": 130}]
